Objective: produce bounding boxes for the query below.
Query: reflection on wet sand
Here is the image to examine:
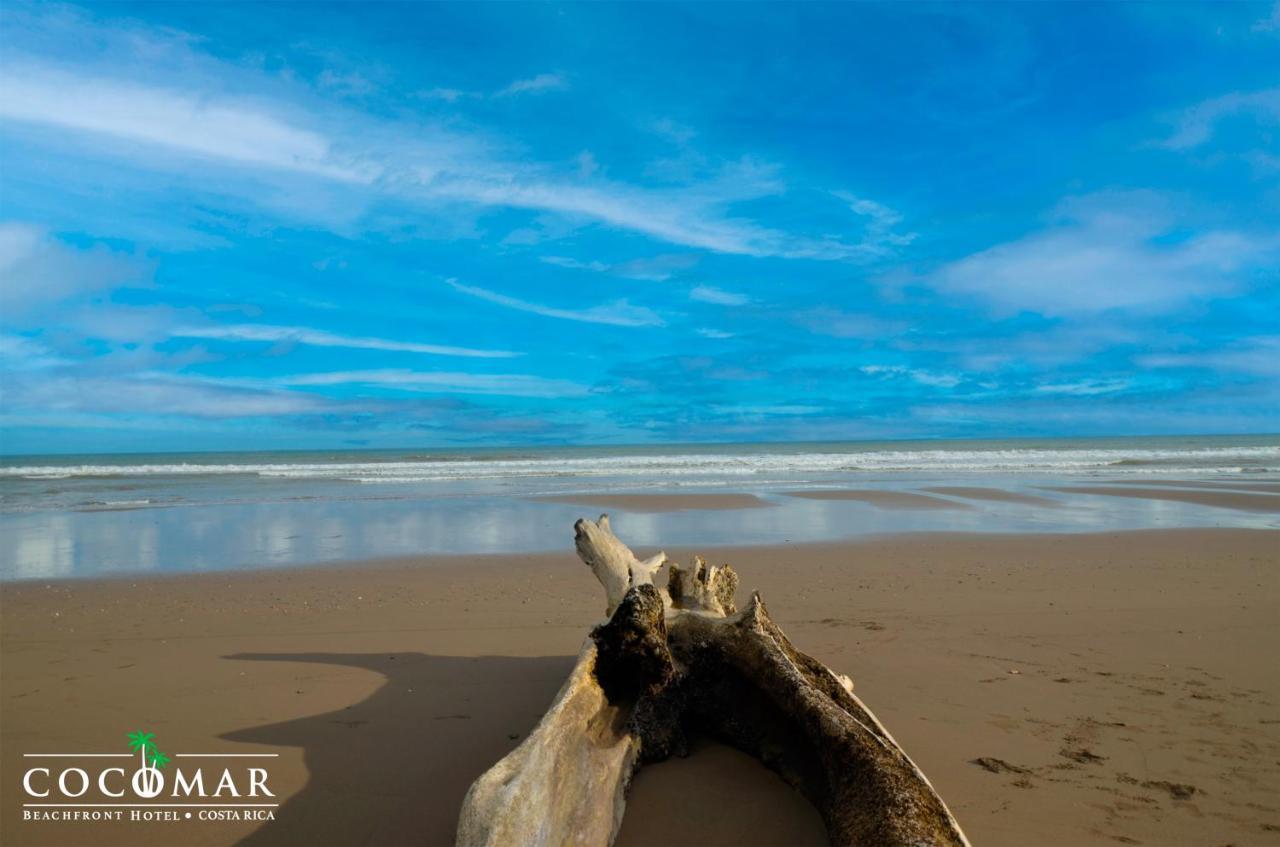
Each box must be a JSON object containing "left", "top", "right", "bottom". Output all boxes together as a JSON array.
[
  {"left": 2, "top": 478, "right": 1278, "bottom": 580},
  {"left": 531, "top": 493, "right": 772, "bottom": 512},
  {"left": 1044, "top": 486, "right": 1280, "bottom": 513},
  {"left": 783, "top": 490, "right": 971, "bottom": 509}
]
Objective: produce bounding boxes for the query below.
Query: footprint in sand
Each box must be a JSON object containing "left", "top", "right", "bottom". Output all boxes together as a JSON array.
[
  {"left": 1141, "top": 780, "right": 1199, "bottom": 800},
  {"left": 969, "top": 757, "right": 1032, "bottom": 775}
]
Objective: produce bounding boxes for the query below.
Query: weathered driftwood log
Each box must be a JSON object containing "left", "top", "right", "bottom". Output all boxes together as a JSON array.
[{"left": 456, "top": 516, "right": 969, "bottom": 847}]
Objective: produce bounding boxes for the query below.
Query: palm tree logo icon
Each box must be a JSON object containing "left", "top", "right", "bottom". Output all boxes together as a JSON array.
[{"left": 127, "top": 730, "right": 169, "bottom": 797}]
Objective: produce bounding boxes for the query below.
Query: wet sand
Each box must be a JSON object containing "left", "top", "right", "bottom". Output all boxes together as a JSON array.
[
  {"left": 922, "top": 486, "right": 1060, "bottom": 506},
  {"left": 1046, "top": 485, "right": 1280, "bottom": 513},
  {"left": 784, "top": 489, "right": 971, "bottom": 509},
  {"left": 3, "top": 529, "right": 1278, "bottom": 847},
  {"left": 1092, "top": 479, "right": 1280, "bottom": 494},
  {"left": 531, "top": 493, "right": 772, "bottom": 512}
]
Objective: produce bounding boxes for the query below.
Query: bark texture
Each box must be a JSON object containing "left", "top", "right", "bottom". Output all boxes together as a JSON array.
[{"left": 456, "top": 515, "right": 969, "bottom": 847}]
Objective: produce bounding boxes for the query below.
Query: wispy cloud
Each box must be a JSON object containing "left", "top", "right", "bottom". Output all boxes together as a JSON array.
[
  {"left": 1253, "top": 2, "right": 1280, "bottom": 34},
  {"left": 860, "top": 365, "right": 961, "bottom": 389},
  {"left": 0, "top": 41, "right": 894, "bottom": 261},
  {"left": 495, "top": 72, "right": 568, "bottom": 98},
  {"left": 540, "top": 253, "right": 699, "bottom": 281},
  {"left": 444, "top": 279, "right": 664, "bottom": 327},
  {"left": 1138, "top": 337, "right": 1280, "bottom": 377},
  {"left": 833, "top": 191, "right": 917, "bottom": 254},
  {"left": 0, "top": 223, "right": 150, "bottom": 317},
  {"left": 791, "top": 307, "right": 905, "bottom": 340},
  {"left": 418, "top": 87, "right": 469, "bottom": 103},
  {"left": 696, "top": 328, "right": 734, "bottom": 339},
  {"left": 539, "top": 256, "right": 609, "bottom": 273},
  {"left": 709, "top": 403, "right": 826, "bottom": 417},
  {"left": 281, "top": 368, "right": 589, "bottom": 398},
  {"left": 1033, "top": 378, "right": 1132, "bottom": 396},
  {"left": 0, "top": 64, "right": 378, "bottom": 183},
  {"left": 1156, "top": 87, "right": 1280, "bottom": 150},
  {"left": 689, "top": 285, "right": 751, "bottom": 306},
  {"left": 0, "top": 333, "right": 69, "bottom": 370},
  {"left": 2, "top": 371, "right": 324, "bottom": 418},
  {"left": 929, "top": 191, "right": 1277, "bottom": 316},
  {"left": 173, "top": 323, "right": 519, "bottom": 358}
]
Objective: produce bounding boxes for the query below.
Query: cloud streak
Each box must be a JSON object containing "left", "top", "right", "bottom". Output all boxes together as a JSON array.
[
  {"left": 689, "top": 285, "right": 751, "bottom": 306},
  {"left": 0, "top": 46, "right": 898, "bottom": 262},
  {"left": 444, "top": 279, "right": 664, "bottom": 327},
  {"left": 0, "top": 64, "right": 378, "bottom": 183},
  {"left": 1156, "top": 87, "right": 1280, "bottom": 150},
  {"left": 173, "top": 323, "right": 519, "bottom": 358},
  {"left": 281, "top": 368, "right": 590, "bottom": 398},
  {"left": 495, "top": 72, "right": 568, "bottom": 97}
]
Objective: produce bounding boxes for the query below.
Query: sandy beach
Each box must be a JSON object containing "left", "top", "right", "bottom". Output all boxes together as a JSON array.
[
  {"left": 3, "top": 526, "right": 1277, "bottom": 847},
  {"left": 5, "top": 0, "right": 1278, "bottom": 841}
]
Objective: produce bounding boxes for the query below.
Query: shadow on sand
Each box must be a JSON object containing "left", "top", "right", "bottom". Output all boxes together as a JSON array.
[
  {"left": 222, "top": 651, "right": 826, "bottom": 847},
  {"left": 222, "top": 652, "right": 574, "bottom": 847}
]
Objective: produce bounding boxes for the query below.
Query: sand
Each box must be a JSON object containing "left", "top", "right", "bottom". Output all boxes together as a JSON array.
[
  {"left": 783, "top": 489, "right": 971, "bottom": 509},
  {"left": 3, "top": 529, "right": 1278, "bottom": 847},
  {"left": 530, "top": 493, "right": 772, "bottom": 512},
  {"left": 1046, "top": 485, "right": 1280, "bottom": 513}
]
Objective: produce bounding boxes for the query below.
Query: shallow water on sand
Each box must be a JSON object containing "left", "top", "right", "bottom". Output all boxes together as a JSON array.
[{"left": 2, "top": 436, "right": 1277, "bottom": 579}]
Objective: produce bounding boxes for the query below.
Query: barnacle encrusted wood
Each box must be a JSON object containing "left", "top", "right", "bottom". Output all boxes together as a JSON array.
[{"left": 456, "top": 515, "right": 969, "bottom": 847}]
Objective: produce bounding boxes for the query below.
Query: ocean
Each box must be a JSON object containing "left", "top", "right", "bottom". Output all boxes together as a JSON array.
[{"left": 2, "top": 435, "right": 1277, "bottom": 580}]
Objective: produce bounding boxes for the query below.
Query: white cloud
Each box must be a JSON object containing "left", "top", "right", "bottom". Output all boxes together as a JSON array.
[
  {"left": 173, "top": 323, "right": 519, "bottom": 358},
  {"left": 696, "top": 328, "right": 734, "bottom": 339},
  {"left": 1138, "top": 337, "right": 1280, "bottom": 377},
  {"left": 1033, "top": 379, "right": 1132, "bottom": 396},
  {"left": 1252, "top": 2, "right": 1280, "bottom": 33},
  {"left": 0, "top": 333, "right": 68, "bottom": 370},
  {"left": 792, "top": 307, "right": 904, "bottom": 340},
  {"left": 429, "top": 176, "right": 804, "bottom": 257},
  {"left": 860, "top": 365, "right": 961, "bottom": 389},
  {"left": 833, "top": 191, "right": 917, "bottom": 254},
  {"left": 2, "top": 371, "right": 323, "bottom": 418},
  {"left": 1156, "top": 87, "right": 1280, "bottom": 150},
  {"left": 445, "top": 279, "right": 664, "bottom": 327},
  {"left": 0, "top": 64, "right": 378, "bottom": 183},
  {"left": 540, "top": 256, "right": 610, "bottom": 273},
  {"left": 418, "top": 87, "right": 471, "bottom": 102},
  {"left": 0, "top": 223, "right": 149, "bottom": 317},
  {"left": 496, "top": 72, "right": 567, "bottom": 97},
  {"left": 0, "top": 21, "right": 905, "bottom": 263},
  {"left": 317, "top": 69, "right": 376, "bottom": 98},
  {"left": 930, "top": 192, "right": 1277, "bottom": 317},
  {"left": 710, "top": 404, "right": 825, "bottom": 416},
  {"left": 281, "top": 368, "right": 589, "bottom": 398},
  {"left": 689, "top": 285, "right": 750, "bottom": 306},
  {"left": 540, "top": 253, "right": 699, "bottom": 281}
]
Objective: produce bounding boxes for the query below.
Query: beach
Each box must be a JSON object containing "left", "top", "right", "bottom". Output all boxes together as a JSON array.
[
  {"left": 3, "top": 526, "right": 1277, "bottom": 846},
  {"left": 7, "top": 0, "right": 1278, "bottom": 842}
]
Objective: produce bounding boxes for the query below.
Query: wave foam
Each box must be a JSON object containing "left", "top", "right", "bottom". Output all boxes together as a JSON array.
[{"left": 4, "top": 444, "right": 1277, "bottom": 482}]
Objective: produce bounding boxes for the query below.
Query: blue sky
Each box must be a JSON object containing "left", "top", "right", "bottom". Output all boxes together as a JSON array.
[{"left": 1, "top": 1, "right": 1278, "bottom": 454}]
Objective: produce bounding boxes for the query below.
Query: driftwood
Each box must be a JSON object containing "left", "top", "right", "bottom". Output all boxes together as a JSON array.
[{"left": 456, "top": 516, "right": 969, "bottom": 847}]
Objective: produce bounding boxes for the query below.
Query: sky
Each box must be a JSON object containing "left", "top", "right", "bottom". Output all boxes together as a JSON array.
[{"left": 0, "top": 1, "right": 1278, "bottom": 454}]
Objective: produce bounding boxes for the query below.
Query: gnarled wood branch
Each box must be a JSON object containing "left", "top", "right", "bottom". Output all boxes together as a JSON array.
[{"left": 457, "top": 516, "right": 969, "bottom": 847}]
